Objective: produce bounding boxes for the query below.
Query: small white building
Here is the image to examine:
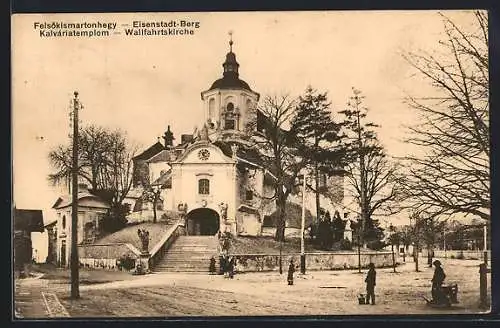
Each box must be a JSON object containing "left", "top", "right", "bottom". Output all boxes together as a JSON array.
[{"left": 51, "top": 184, "right": 110, "bottom": 267}]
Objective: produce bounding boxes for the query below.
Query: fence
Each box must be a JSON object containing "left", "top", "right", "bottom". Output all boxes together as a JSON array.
[{"left": 78, "top": 243, "right": 141, "bottom": 270}]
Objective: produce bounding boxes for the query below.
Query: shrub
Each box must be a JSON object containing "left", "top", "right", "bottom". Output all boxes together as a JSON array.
[
  {"left": 160, "top": 210, "right": 179, "bottom": 222},
  {"left": 367, "top": 240, "right": 385, "bottom": 251},
  {"left": 118, "top": 254, "right": 136, "bottom": 271},
  {"left": 457, "top": 251, "right": 465, "bottom": 260}
]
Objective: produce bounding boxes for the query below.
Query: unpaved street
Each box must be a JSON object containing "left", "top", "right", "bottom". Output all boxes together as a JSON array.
[{"left": 52, "top": 259, "right": 490, "bottom": 317}]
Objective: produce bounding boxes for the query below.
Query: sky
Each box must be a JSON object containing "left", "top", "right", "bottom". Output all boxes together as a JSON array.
[{"left": 11, "top": 10, "right": 483, "bottom": 260}]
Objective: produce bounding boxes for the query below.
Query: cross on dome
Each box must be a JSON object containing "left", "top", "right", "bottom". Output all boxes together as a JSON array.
[{"left": 229, "top": 30, "right": 233, "bottom": 52}]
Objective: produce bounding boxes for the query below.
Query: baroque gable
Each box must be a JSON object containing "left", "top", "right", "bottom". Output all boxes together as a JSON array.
[{"left": 173, "top": 141, "right": 236, "bottom": 165}]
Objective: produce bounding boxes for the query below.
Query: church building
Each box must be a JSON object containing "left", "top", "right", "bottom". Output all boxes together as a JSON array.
[{"left": 129, "top": 36, "right": 344, "bottom": 237}]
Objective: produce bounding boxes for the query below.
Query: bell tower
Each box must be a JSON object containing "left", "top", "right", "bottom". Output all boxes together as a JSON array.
[{"left": 200, "top": 32, "right": 260, "bottom": 136}]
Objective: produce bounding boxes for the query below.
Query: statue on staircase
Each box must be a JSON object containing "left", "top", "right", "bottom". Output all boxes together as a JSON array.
[{"left": 137, "top": 229, "right": 150, "bottom": 254}]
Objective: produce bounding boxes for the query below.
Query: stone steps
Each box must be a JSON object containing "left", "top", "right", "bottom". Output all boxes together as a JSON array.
[{"left": 153, "top": 235, "right": 219, "bottom": 273}]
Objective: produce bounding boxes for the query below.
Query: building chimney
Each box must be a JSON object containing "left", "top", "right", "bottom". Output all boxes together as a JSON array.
[{"left": 181, "top": 134, "right": 193, "bottom": 144}]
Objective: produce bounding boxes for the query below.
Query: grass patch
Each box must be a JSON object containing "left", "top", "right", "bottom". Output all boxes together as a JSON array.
[
  {"left": 229, "top": 236, "right": 362, "bottom": 254},
  {"left": 96, "top": 222, "right": 174, "bottom": 252}
]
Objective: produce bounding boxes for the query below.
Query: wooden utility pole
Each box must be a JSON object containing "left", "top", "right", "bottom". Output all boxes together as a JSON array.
[
  {"left": 70, "top": 91, "right": 80, "bottom": 299},
  {"left": 354, "top": 94, "right": 367, "bottom": 248}
]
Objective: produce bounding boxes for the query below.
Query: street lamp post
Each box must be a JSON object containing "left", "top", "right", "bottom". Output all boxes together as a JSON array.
[
  {"left": 357, "top": 229, "right": 361, "bottom": 273},
  {"left": 390, "top": 224, "right": 396, "bottom": 273},
  {"left": 410, "top": 215, "right": 419, "bottom": 272},
  {"left": 300, "top": 173, "right": 307, "bottom": 274},
  {"left": 443, "top": 228, "right": 447, "bottom": 259}
]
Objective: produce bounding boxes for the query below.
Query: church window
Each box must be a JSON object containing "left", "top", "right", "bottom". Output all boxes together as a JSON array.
[
  {"left": 245, "top": 189, "right": 253, "bottom": 201},
  {"left": 208, "top": 98, "right": 215, "bottom": 119},
  {"left": 62, "top": 215, "right": 66, "bottom": 229},
  {"left": 198, "top": 179, "right": 210, "bottom": 195},
  {"left": 227, "top": 102, "right": 234, "bottom": 112}
]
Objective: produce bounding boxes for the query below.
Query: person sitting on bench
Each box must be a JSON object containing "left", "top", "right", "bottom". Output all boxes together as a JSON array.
[{"left": 431, "top": 260, "right": 446, "bottom": 303}]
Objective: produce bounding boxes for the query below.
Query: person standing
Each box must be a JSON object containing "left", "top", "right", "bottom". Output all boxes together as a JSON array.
[
  {"left": 287, "top": 259, "right": 296, "bottom": 285},
  {"left": 228, "top": 256, "right": 235, "bottom": 279},
  {"left": 365, "top": 263, "right": 377, "bottom": 305}
]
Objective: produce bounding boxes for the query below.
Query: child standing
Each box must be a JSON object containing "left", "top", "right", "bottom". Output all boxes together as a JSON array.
[
  {"left": 209, "top": 256, "right": 216, "bottom": 275},
  {"left": 365, "top": 263, "right": 376, "bottom": 305}
]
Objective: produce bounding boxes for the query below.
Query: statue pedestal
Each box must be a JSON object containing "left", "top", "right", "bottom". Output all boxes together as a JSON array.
[
  {"left": 343, "top": 229, "right": 353, "bottom": 242},
  {"left": 134, "top": 252, "right": 150, "bottom": 275}
]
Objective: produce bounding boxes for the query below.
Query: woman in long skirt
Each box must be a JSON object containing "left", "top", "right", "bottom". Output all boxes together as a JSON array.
[{"left": 287, "top": 259, "right": 295, "bottom": 285}]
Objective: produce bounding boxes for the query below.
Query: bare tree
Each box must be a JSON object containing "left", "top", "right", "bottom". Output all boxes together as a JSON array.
[
  {"left": 402, "top": 11, "right": 489, "bottom": 220},
  {"left": 49, "top": 124, "right": 137, "bottom": 218},
  {"left": 244, "top": 95, "right": 305, "bottom": 241}
]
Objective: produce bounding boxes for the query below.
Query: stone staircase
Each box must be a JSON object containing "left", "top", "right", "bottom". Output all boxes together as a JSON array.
[{"left": 153, "top": 235, "right": 219, "bottom": 272}]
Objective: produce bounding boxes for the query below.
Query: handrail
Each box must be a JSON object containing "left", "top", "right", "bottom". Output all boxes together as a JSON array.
[
  {"left": 149, "top": 222, "right": 182, "bottom": 257},
  {"left": 148, "top": 220, "right": 185, "bottom": 270}
]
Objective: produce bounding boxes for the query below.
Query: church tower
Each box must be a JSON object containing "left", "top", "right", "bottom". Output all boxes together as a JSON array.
[{"left": 200, "top": 32, "right": 260, "bottom": 137}]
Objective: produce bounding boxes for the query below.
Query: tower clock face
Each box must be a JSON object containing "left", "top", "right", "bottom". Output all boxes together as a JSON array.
[{"left": 198, "top": 149, "right": 210, "bottom": 160}]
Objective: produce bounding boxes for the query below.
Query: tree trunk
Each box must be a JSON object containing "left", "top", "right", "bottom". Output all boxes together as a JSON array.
[
  {"left": 152, "top": 200, "right": 157, "bottom": 223},
  {"left": 275, "top": 192, "right": 287, "bottom": 242},
  {"left": 315, "top": 163, "right": 321, "bottom": 225}
]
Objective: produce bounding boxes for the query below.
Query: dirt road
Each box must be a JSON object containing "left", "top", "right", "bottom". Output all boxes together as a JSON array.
[{"left": 55, "top": 259, "right": 490, "bottom": 317}]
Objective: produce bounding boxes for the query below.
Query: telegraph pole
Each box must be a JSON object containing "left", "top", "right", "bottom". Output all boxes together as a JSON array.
[
  {"left": 70, "top": 91, "right": 80, "bottom": 299},
  {"left": 353, "top": 91, "right": 367, "bottom": 248}
]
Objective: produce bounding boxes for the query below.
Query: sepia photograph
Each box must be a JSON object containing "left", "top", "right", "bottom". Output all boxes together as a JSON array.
[{"left": 11, "top": 10, "right": 490, "bottom": 318}]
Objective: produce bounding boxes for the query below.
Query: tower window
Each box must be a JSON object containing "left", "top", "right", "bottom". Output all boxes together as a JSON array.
[
  {"left": 208, "top": 98, "right": 215, "bottom": 119},
  {"left": 62, "top": 215, "right": 66, "bottom": 229},
  {"left": 198, "top": 179, "right": 210, "bottom": 195},
  {"left": 245, "top": 189, "right": 253, "bottom": 201},
  {"left": 227, "top": 102, "right": 234, "bottom": 112}
]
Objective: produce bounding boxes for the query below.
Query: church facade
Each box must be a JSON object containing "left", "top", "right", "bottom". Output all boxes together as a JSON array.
[{"left": 128, "top": 38, "right": 345, "bottom": 237}]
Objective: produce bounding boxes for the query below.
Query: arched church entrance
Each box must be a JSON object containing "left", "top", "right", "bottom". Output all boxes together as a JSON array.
[{"left": 186, "top": 208, "right": 220, "bottom": 236}]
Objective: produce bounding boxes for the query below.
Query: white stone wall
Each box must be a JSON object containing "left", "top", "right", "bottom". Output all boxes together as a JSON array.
[
  {"left": 148, "top": 162, "right": 171, "bottom": 184},
  {"left": 171, "top": 144, "right": 238, "bottom": 233}
]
